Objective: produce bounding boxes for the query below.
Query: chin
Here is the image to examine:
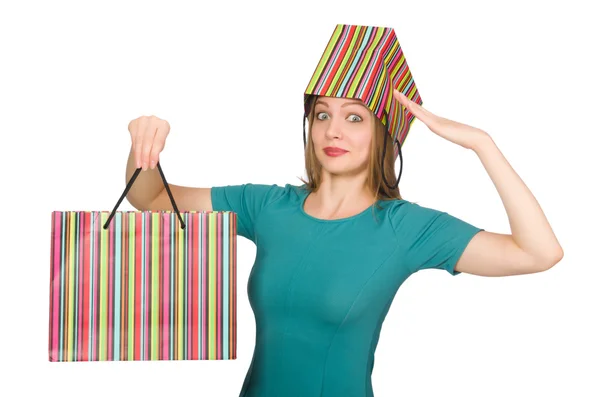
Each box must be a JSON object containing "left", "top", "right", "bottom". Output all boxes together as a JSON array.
[{"left": 320, "top": 162, "right": 358, "bottom": 175}]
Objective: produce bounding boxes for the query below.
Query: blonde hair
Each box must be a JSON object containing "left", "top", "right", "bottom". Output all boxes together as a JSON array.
[{"left": 298, "top": 95, "right": 404, "bottom": 214}]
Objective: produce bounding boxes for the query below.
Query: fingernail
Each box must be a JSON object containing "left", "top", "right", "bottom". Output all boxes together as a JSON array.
[
  {"left": 150, "top": 160, "right": 156, "bottom": 169},
  {"left": 142, "top": 162, "right": 148, "bottom": 171}
]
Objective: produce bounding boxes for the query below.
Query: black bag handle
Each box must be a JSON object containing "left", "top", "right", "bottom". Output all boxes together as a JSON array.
[{"left": 103, "top": 162, "right": 186, "bottom": 230}]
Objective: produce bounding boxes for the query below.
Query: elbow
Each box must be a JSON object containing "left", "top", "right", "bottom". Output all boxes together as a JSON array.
[
  {"left": 538, "top": 246, "right": 564, "bottom": 271},
  {"left": 125, "top": 194, "right": 143, "bottom": 211}
]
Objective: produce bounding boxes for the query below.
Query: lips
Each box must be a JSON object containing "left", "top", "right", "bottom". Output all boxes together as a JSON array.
[{"left": 324, "top": 147, "right": 348, "bottom": 156}]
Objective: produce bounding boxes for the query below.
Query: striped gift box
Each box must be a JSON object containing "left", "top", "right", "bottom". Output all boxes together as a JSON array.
[{"left": 49, "top": 163, "right": 237, "bottom": 362}]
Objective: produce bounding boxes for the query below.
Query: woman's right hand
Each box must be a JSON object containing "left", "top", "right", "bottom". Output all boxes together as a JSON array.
[{"left": 128, "top": 115, "right": 170, "bottom": 171}]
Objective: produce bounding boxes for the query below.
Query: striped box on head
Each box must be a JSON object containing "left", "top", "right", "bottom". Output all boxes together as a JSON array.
[{"left": 303, "top": 23, "right": 424, "bottom": 161}]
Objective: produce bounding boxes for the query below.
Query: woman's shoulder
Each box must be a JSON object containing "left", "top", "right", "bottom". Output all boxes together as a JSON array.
[
  {"left": 386, "top": 197, "right": 435, "bottom": 214},
  {"left": 250, "top": 182, "right": 304, "bottom": 196},
  {"left": 236, "top": 182, "right": 304, "bottom": 206},
  {"left": 385, "top": 197, "right": 448, "bottom": 230}
]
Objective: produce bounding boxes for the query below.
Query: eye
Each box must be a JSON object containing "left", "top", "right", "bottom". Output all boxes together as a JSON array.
[{"left": 315, "top": 112, "right": 363, "bottom": 122}]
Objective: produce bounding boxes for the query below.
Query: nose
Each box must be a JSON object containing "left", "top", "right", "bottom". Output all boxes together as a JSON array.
[{"left": 324, "top": 117, "right": 343, "bottom": 140}]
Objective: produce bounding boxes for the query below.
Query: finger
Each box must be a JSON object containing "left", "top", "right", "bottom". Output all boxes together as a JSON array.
[
  {"left": 130, "top": 131, "right": 138, "bottom": 166},
  {"left": 134, "top": 117, "right": 147, "bottom": 169},
  {"left": 395, "top": 90, "right": 434, "bottom": 117},
  {"left": 131, "top": 136, "right": 138, "bottom": 168},
  {"left": 149, "top": 127, "right": 168, "bottom": 169},
  {"left": 129, "top": 119, "right": 140, "bottom": 168},
  {"left": 393, "top": 90, "right": 431, "bottom": 122},
  {"left": 141, "top": 122, "right": 158, "bottom": 171}
]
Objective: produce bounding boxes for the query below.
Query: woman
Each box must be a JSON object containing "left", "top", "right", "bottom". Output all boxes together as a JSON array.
[{"left": 123, "top": 24, "right": 563, "bottom": 397}]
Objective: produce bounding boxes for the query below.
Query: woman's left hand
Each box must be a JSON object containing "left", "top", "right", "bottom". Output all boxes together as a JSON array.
[{"left": 393, "top": 89, "right": 489, "bottom": 150}]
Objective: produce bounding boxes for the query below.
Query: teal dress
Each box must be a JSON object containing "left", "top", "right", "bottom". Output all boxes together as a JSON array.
[{"left": 210, "top": 183, "right": 483, "bottom": 397}]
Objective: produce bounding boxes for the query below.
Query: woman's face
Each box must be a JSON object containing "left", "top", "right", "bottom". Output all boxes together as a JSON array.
[{"left": 311, "top": 96, "right": 374, "bottom": 178}]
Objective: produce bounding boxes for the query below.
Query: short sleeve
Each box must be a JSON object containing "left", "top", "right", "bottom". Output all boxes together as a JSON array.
[
  {"left": 395, "top": 202, "right": 484, "bottom": 276},
  {"left": 210, "top": 183, "right": 282, "bottom": 242}
]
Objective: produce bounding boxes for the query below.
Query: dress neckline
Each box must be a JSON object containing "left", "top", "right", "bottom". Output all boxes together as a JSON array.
[{"left": 298, "top": 185, "right": 378, "bottom": 223}]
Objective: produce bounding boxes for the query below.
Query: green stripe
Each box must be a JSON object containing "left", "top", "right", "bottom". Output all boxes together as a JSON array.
[{"left": 128, "top": 213, "right": 135, "bottom": 360}]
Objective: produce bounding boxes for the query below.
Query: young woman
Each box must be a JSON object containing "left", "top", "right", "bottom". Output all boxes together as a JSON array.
[{"left": 123, "top": 25, "right": 563, "bottom": 397}]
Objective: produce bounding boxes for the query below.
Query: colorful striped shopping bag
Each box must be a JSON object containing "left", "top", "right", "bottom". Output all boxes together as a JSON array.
[{"left": 49, "top": 163, "right": 237, "bottom": 361}]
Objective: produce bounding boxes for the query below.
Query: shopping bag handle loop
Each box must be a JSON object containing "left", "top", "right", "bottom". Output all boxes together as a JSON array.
[{"left": 103, "top": 161, "right": 186, "bottom": 230}]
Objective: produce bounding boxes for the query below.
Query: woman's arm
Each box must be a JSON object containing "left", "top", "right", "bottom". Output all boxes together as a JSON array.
[
  {"left": 453, "top": 135, "right": 563, "bottom": 276},
  {"left": 393, "top": 90, "right": 563, "bottom": 277}
]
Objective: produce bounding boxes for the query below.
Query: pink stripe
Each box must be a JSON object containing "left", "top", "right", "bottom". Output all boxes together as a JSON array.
[
  {"left": 77, "top": 212, "right": 84, "bottom": 360},
  {"left": 163, "top": 214, "right": 170, "bottom": 359},
  {"left": 51, "top": 212, "right": 61, "bottom": 360},
  {"left": 107, "top": 213, "right": 114, "bottom": 360},
  {"left": 186, "top": 217, "right": 191, "bottom": 359},
  {"left": 92, "top": 212, "right": 98, "bottom": 360},
  {"left": 202, "top": 212, "right": 207, "bottom": 359},
  {"left": 187, "top": 219, "right": 192, "bottom": 359},
  {"left": 217, "top": 213, "right": 222, "bottom": 359},
  {"left": 145, "top": 212, "right": 150, "bottom": 359}
]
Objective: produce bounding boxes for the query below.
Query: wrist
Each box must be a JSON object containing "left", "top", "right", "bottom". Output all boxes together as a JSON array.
[{"left": 471, "top": 131, "right": 493, "bottom": 153}]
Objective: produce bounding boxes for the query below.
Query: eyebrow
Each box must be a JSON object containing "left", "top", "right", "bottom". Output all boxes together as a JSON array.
[{"left": 315, "top": 100, "right": 369, "bottom": 110}]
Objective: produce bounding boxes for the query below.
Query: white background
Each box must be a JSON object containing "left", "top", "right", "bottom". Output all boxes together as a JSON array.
[{"left": 1, "top": 0, "right": 598, "bottom": 396}]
